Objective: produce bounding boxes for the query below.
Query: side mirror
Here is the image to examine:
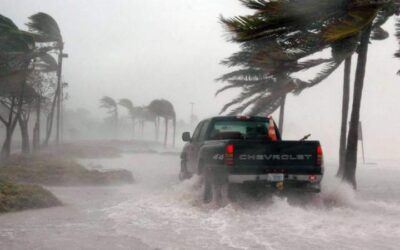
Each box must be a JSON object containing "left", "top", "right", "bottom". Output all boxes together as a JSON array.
[{"left": 182, "top": 132, "right": 191, "bottom": 142}]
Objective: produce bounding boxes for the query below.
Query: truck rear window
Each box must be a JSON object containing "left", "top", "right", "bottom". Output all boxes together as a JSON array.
[{"left": 208, "top": 120, "right": 272, "bottom": 140}]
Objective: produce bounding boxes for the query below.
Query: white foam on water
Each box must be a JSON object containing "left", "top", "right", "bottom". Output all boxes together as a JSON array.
[{"left": 95, "top": 154, "right": 400, "bottom": 250}]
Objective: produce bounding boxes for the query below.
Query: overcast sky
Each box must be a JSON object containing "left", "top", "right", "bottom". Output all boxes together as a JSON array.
[{"left": 1, "top": 0, "right": 400, "bottom": 160}]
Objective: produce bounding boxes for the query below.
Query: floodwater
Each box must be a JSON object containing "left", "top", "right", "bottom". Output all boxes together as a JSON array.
[{"left": 1, "top": 152, "right": 400, "bottom": 250}]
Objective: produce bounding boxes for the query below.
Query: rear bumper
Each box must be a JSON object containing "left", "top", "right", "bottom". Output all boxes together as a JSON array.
[
  {"left": 228, "top": 174, "right": 322, "bottom": 183},
  {"left": 228, "top": 174, "right": 322, "bottom": 192}
]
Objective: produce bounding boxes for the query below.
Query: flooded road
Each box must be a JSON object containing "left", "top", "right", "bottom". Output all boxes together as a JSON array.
[{"left": 1, "top": 153, "right": 400, "bottom": 250}]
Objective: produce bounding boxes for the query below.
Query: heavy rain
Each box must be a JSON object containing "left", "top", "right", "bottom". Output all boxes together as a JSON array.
[{"left": 1, "top": 1, "right": 400, "bottom": 250}]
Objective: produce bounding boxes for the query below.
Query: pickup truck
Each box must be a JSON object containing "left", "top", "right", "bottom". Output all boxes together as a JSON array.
[{"left": 180, "top": 116, "right": 324, "bottom": 203}]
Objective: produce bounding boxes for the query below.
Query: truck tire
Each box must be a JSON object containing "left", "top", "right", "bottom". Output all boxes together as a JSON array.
[
  {"left": 202, "top": 166, "right": 212, "bottom": 203},
  {"left": 202, "top": 165, "right": 229, "bottom": 204},
  {"left": 179, "top": 159, "right": 191, "bottom": 181}
]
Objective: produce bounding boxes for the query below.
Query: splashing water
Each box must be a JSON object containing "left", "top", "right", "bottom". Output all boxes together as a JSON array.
[{"left": 97, "top": 154, "right": 400, "bottom": 250}]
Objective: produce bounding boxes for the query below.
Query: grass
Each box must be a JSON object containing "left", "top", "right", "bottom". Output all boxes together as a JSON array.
[
  {"left": 0, "top": 154, "right": 134, "bottom": 186},
  {"left": 0, "top": 143, "right": 135, "bottom": 213},
  {"left": 0, "top": 180, "right": 61, "bottom": 213}
]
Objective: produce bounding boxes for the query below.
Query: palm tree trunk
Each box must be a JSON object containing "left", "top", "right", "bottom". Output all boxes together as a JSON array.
[
  {"left": 114, "top": 110, "right": 118, "bottom": 139},
  {"left": 32, "top": 96, "right": 41, "bottom": 151},
  {"left": 56, "top": 48, "right": 63, "bottom": 145},
  {"left": 132, "top": 119, "right": 136, "bottom": 139},
  {"left": 172, "top": 116, "right": 176, "bottom": 147},
  {"left": 19, "top": 118, "right": 30, "bottom": 154},
  {"left": 154, "top": 120, "right": 158, "bottom": 141},
  {"left": 337, "top": 56, "right": 352, "bottom": 177},
  {"left": 1, "top": 82, "right": 26, "bottom": 161},
  {"left": 164, "top": 117, "right": 168, "bottom": 147},
  {"left": 44, "top": 89, "right": 58, "bottom": 145},
  {"left": 1, "top": 103, "right": 21, "bottom": 161},
  {"left": 278, "top": 95, "right": 286, "bottom": 135},
  {"left": 343, "top": 25, "right": 372, "bottom": 189},
  {"left": 155, "top": 117, "right": 160, "bottom": 141},
  {"left": 1, "top": 129, "right": 13, "bottom": 161}
]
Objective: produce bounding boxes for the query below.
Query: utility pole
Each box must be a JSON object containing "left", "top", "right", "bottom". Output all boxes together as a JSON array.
[{"left": 55, "top": 48, "right": 68, "bottom": 145}]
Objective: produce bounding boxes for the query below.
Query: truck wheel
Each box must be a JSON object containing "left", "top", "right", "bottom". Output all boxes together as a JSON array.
[
  {"left": 228, "top": 183, "right": 240, "bottom": 202},
  {"left": 202, "top": 166, "right": 229, "bottom": 205},
  {"left": 179, "top": 159, "right": 191, "bottom": 181},
  {"left": 202, "top": 166, "right": 212, "bottom": 203}
]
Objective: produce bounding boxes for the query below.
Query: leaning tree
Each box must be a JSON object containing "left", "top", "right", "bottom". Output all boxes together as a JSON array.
[
  {"left": 0, "top": 14, "right": 49, "bottom": 160},
  {"left": 221, "top": 0, "right": 400, "bottom": 188},
  {"left": 99, "top": 96, "right": 118, "bottom": 137},
  {"left": 148, "top": 99, "right": 176, "bottom": 147},
  {"left": 27, "top": 12, "right": 65, "bottom": 145},
  {"left": 118, "top": 98, "right": 137, "bottom": 138}
]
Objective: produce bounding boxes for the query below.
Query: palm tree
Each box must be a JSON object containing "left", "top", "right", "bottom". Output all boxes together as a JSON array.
[
  {"left": 217, "top": 38, "right": 337, "bottom": 131},
  {"left": 118, "top": 98, "right": 136, "bottom": 138},
  {"left": 337, "top": 7, "right": 395, "bottom": 177},
  {"left": 221, "top": 0, "right": 398, "bottom": 188},
  {"left": 337, "top": 56, "right": 352, "bottom": 177},
  {"left": 100, "top": 96, "right": 118, "bottom": 137},
  {"left": 148, "top": 99, "right": 176, "bottom": 147},
  {"left": 26, "top": 12, "right": 64, "bottom": 145},
  {"left": 0, "top": 15, "right": 36, "bottom": 160},
  {"left": 30, "top": 53, "right": 58, "bottom": 151},
  {"left": 17, "top": 85, "right": 38, "bottom": 154}
]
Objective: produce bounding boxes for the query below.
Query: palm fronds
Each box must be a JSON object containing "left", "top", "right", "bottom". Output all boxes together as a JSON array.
[
  {"left": 100, "top": 96, "right": 117, "bottom": 108},
  {"left": 26, "top": 12, "right": 62, "bottom": 43},
  {"left": 119, "top": 98, "right": 134, "bottom": 111}
]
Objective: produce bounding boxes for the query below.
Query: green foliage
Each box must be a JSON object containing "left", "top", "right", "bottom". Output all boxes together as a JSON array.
[
  {"left": 148, "top": 99, "right": 176, "bottom": 118},
  {"left": 100, "top": 96, "right": 117, "bottom": 109},
  {"left": 118, "top": 98, "right": 134, "bottom": 111},
  {"left": 35, "top": 53, "right": 58, "bottom": 72},
  {"left": 26, "top": 12, "right": 62, "bottom": 44},
  {"left": 100, "top": 96, "right": 118, "bottom": 120},
  {"left": 218, "top": 0, "right": 399, "bottom": 115}
]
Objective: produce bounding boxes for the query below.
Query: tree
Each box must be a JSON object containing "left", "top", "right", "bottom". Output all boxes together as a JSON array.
[
  {"left": 26, "top": 12, "right": 65, "bottom": 145},
  {"left": 216, "top": 38, "right": 336, "bottom": 133},
  {"left": 32, "top": 53, "right": 58, "bottom": 150},
  {"left": 118, "top": 98, "right": 136, "bottom": 138},
  {"left": 220, "top": 0, "right": 399, "bottom": 188},
  {"left": 148, "top": 99, "right": 176, "bottom": 147},
  {"left": 337, "top": 57, "right": 352, "bottom": 177},
  {"left": 99, "top": 96, "right": 118, "bottom": 137},
  {"left": 0, "top": 15, "right": 35, "bottom": 160},
  {"left": 337, "top": 6, "right": 395, "bottom": 177}
]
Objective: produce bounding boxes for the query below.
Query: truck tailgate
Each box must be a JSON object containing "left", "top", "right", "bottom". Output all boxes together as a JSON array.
[{"left": 229, "top": 140, "right": 322, "bottom": 175}]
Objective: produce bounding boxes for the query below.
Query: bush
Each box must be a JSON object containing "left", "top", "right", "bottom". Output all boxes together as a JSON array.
[
  {"left": 0, "top": 155, "right": 134, "bottom": 186},
  {"left": 0, "top": 180, "right": 61, "bottom": 213}
]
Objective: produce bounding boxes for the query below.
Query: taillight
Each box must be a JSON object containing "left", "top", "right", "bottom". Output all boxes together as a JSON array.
[
  {"left": 309, "top": 175, "right": 317, "bottom": 183},
  {"left": 268, "top": 118, "right": 278, "bottom": 141},
  {"left": 316, "top": 145, "right": 323, "bottom": 166},
  {"left": 225, "top": 144, "right": 234, "bottom": 166}
]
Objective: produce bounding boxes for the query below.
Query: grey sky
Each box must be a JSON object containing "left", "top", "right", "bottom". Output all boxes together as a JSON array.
[{"left": 1, "top": 1, "right": 400, "bottom": 160}]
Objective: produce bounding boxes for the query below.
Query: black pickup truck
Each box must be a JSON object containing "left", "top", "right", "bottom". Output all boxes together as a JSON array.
[{"left": 180, "top": 116, "right": 324, "bottom": 203}]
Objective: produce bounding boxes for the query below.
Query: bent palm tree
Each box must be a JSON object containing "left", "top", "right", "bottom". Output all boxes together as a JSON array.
[
  {"left": 0, "top": 15, "right": 36, "bottom": 160},
  {"left": 118, "top": 98, "right": 136, "bottom": 138},
  {"left": 221, "top": 0, "right": 398, "bottom": 188},
  {"left": 100, "top": 96, "right": 118, "bottom": 137},
  {"left": 27, "top": 12, "right": 64, "bottom": 145},
  {"left": 148, "top": 99, "right": 176, "bottom": 147}
]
